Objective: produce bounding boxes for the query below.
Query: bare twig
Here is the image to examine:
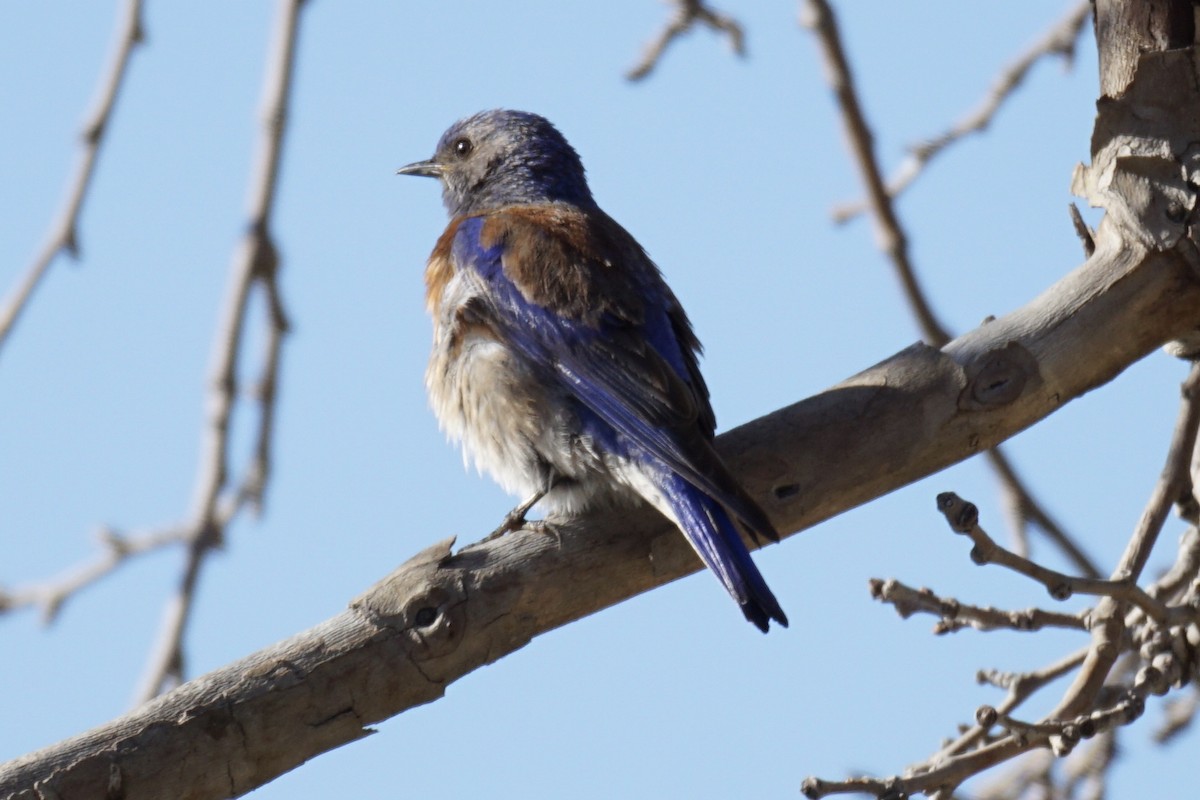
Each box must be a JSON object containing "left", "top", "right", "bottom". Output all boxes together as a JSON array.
[
  {"left": 0, "top": 0, "right": 145, "bottom": 358},
  {"left": 0, "top": 526, "right": 187, "bottom": 623},
  {"left": 0, "top": 3, "right": 304, "bottom": 689},
  {"left": 940, "top": 648, "right": 1089, "bottom": 762},
  {"left": 806, "top": 366, "right": 1200, "bottom": 797},
  {"left": 802, "top": 0, "right": 1100, "bottom": 582},
  {"left": 1054, "top": 362, "right": 1200, "bottom": 720},
  {"left": 869, "top": 578, "right": 1089, "bottom": 634},
  {"left": 936, "top": 492, "right": 1174, "bottom": 624},
  {"left": 1069, "top": 202, "right": 1098, "bottom": 258},
  {"left": 132, "top": 0, "right": 303, "bottom": 703},
  {"left": 1154, "top": 688, "right": 1198, "bottom": 743},
  {"left": 802, "top": 667, "right": 1143, "bottom": 799},
  {"left": 807, "top": 358, "right": 1200, "bottom": 798},
  {"left": 832, "top": 1, "right": 1092, "bottom": 223},
  {"left": 984, "top": 447, "right": 1101, "bottom": 579},
  {"left": 801, "top": 0, "right": 951, "bottom": 346},
  {"left": 626, "top": 0, "right": 745, "bottom": 81}
]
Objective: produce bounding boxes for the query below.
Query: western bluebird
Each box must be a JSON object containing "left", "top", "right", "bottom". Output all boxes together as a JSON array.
[{"left": 398, "top": 110, "right": 787, "bottom": 632}]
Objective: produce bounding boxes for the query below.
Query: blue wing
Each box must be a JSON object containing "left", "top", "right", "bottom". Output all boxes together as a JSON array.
[
  {"left": 449, "top": 207, "right": 787, "bottom": 630},
  {"left": 458, "top": 209, "right": 779, "bottom": 539}
]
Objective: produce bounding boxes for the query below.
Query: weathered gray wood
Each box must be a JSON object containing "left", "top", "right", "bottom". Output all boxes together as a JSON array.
[
  {"left": 3, "top": 221, "right": 1199, "bottom": 799},
  {"left": 1094, "top": 0, "right": 1193, "bottom": 97},
  {"left": 9, "top": 6, "right": 1200, "bottom": 799}
]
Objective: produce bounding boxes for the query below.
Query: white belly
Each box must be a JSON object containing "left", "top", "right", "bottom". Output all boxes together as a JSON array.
[{"left": 425, "top": 273, "right": 631, "bottom": 516}]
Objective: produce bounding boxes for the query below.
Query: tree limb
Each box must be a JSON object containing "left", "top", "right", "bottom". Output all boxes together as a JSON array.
[
  {"left": 831, "top": 1, "right": 1093, "bottom": 223},
  {"left": 130, "top": 0, "right": 304, "bottom": 704},
  {"left": 0, "top": 0, "right": 144, "bottom": 357},
  {"left": 626, "top": 0, "right": 745, "bottom": 81},
  {"left": 804, "top": 0, "right": 1101, "bottom": 579},
  {"left": 3, "top": 193, "right": 1200, "bottom": 796}
]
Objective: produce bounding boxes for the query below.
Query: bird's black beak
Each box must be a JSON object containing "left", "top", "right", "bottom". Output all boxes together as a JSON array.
[{"left": 396, "top": 158, "right": 443, "bottom": 178}]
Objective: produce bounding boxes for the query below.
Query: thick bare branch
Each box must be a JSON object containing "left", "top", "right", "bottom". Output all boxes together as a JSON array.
[
  {"left": 0, "top": 0, "right": 145, "bottom": 357},
  {"left": 802, "top": 0, "right": 1101, "bottom": 581},
  {"left": 4, "top": 192, "right": 1200, "bottom": 795}
]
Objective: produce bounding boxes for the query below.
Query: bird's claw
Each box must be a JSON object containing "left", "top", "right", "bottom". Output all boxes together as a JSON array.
[
  {"left": 485, "top": 506, "right": 531, "bottom": 541},
  {"left": 484, "top": 484, "right": 558, "bottom": 542},
  {"left": 484, "top": 506, "right": 563, "bottom": 546}
]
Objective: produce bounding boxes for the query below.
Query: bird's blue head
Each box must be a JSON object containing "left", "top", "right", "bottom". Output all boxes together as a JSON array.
[{"left": 397, "top": 110, "right": 594, "bottom": 217}]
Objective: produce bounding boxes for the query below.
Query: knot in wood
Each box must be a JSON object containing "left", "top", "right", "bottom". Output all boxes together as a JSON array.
[
  {"left": 359, "top": 581, "right": 467, "bottom": 661},
  {"left": 958, "top": 342, "right": 1037, "bottom": 411},
  {"left": 351, "top": 537, "right": 467, "bottom": 661}
]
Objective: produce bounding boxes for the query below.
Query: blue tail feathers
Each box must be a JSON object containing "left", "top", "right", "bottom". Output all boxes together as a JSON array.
[{"left": 663, "top": 474, "right": 788, "bottom": 632}]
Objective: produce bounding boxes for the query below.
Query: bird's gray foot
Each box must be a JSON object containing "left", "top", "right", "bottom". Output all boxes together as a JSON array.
[{"left": 485, "top": 488, "right": 547, "bottom": 541}]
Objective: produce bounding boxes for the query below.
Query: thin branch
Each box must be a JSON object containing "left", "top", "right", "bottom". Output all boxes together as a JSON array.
[
  {"left": 626, "top": 0, "right": 745, "bottom": 81},
  {"left": 6, "top": 212, "right": 1200, "bottom": 796},
  {"left": 1054, "top": 362, "right": 1200, "bottom": 720},
  {"left": 0, "top": 0, "right": 145, "bottom": 358},
  {"left": 984, "top": 447, "right": 1102, "bottom": 579},
  {"left": 869, "top": 578, "right": 1089, "bottom": 634},
  {"left": 1069, "top": 202, "right": 1098, "bottom": 258},
  {"left": 935, "top": 648, "right": 1089, "bottom": 764},
  {"left": 0, "top": 526, "right": 187, "bottom": 623},
  {"left": 807, "top": 359, "right": 1200, "bottom": 797},
  {"left": 802, "top": 678, "right": 1144, "bottom": 799},
  {"left": 802, "top": 0, "right": 1101, "bottom": 585},
  {"left": 935, "top": 492, "right": 1174, "bottom": 624},
  {"left": 131, "top": 0, "right": 303, "bottom": 704},
  {"left": 801, "top": 0, "right": 951, "bottom": 346},
  {"left": 832, "top": 1, "right": 1092, "bottom": 223},
  {"left": 1154, "top": 688, "right": 1198, "bottom": 743}
]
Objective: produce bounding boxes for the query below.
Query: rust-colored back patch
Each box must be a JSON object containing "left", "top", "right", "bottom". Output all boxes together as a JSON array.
[{"left": 479, "top": 205, "right": 646, "bottom": 326}]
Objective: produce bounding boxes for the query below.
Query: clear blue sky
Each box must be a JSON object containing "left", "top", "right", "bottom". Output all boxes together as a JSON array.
[{"left": 0, "top": 2, "right": 1192, "bottom": 797}]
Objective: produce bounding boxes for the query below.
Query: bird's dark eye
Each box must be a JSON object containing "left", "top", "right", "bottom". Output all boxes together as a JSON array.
[{"left": 452, "top": 137, "right": 473, "bottom": 158}]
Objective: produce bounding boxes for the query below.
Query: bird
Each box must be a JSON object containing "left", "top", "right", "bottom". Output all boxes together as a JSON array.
[{"left": 397, "top": 109, "right": 787, "bottom": 631}]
